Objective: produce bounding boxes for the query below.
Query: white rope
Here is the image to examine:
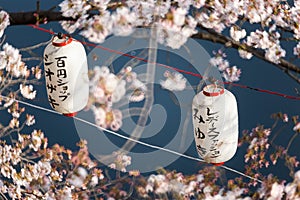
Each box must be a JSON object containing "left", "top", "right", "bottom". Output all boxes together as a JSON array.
[{"left": 0, "top": 95, "right": 263, "bottom": 183}]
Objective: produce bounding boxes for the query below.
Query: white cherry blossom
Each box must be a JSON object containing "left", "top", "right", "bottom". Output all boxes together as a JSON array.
[
  {"left": 238, "top": 49, "right": 253, "bottom": 59},
  {"left": 157, "top": 10, "right": 197, "bottom": 49},
  {"left": 92, "top": 106, "right": 123, "bottom": 131},
  {"left": 59, "top": 0, "right": 91, "bottom": 18},
  {"left": 61, "top": 15, "right": 88, "bottom": 34},
  {"left": 230, "top": 27, "right": 246, "bottom": 41},
  {"left": 109, "top": 152, "right": 132, "bottom": 172},
  {"left": 265, "top": 44, "right": 286, "bottom": 64},
  {"left": 69, "top": 167, "right": 88, "bottom": 188},
  {"left": 172, "top": 7, "right": 187, "bottom": 27},
  {"left": 20, "top": 84, "right": 36, "bottom": 100},
  {"left": 293, "top": 42, "right": 300, "bottom": 57},
  {"left": 29, "top": 130, "right": 44, "bottom": 152},
  {"left": 89, "top": 66, "right": 145, "bottom": 130},
  {"left": 246, "top": 30, "right": 272, "bottom": 50},
  {"left": 192, "top": 0, "right": 205, "bottom": 9},
  {"left": 269, "top": 182, "right": 284, "bottom": 200},
  {"left": 112, "top": 7, "right": 137, "bottom": 36},
  {"left": 160, "top": 71, "right": 186, "bottom": 91},
  {"left": 80, "top": 11, "right": 112, "bottom": 43},
  {"left": 90, "top": 0, "right": 110, "bottom": 11}
]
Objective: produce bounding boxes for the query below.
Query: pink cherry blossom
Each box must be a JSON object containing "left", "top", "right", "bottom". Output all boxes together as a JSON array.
[{"left": 222, "top": 66, "right": 241, "bottom": 82}]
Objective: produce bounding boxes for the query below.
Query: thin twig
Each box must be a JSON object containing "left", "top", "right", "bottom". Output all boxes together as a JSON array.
[
  {"left": 22, "top": 57, "right": 43, "bottom": 61},
  {"left": 0, "top": 192, "right": 8, "bottom": 200},
  {"left": 19, "top": 39, "right": 51, "bottom": 51},
  {"left": 286, "top": 132, "right": 299, "bottom": 153}
]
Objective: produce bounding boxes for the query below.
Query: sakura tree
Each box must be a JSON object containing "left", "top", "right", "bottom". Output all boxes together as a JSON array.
[{"left": 0, "top": 0, "right": 299, "bottom": 199}]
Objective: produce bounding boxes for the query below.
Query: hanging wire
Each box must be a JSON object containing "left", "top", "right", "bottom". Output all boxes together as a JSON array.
[
  {"left": 0, "top": 94, "right": 263, "bottom": 184},
  {"left": 27, "top": 24, "right": 300, "bottom": 101}
]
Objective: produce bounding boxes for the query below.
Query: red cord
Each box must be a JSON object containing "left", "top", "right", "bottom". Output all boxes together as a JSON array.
[{"left": 27, "top": 25, "right": 300, "bottom": 101}]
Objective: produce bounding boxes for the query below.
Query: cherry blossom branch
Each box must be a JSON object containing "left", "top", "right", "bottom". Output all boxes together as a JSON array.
[
  {"left": 192, "top": 27, "right": 300, "bottom": 77},
  {"left": 6, "top": 10, "right": 300, "bottom": 83},
  {"left": 286, "top": 132, "right": 299, "bottom": 153}
]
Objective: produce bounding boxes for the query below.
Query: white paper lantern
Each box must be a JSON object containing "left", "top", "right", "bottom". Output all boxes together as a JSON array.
[
  {"left": 192, "top": 84, "right": 239, "bottom": 165},
  {"left": 43, "top": 34, "right": 89, "bottom": 117}
]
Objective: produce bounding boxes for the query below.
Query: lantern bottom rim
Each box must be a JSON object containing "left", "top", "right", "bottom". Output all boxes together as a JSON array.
[
  {"left": 211, "top": 162, "right": 225, "bottom": 166},
  {"left": 63, "top": 112, "right": 78, "bottom": 117}
]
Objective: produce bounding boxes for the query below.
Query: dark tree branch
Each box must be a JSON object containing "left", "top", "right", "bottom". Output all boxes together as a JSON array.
[
  {"left": 8, "top": 11, "right": 74, "bottom": 25},
  {"left": 5, "top": 10, "right": 300, "bottom": 83}
]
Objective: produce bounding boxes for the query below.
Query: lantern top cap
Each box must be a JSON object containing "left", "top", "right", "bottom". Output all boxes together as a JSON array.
[
  {"left": 203, "top": 84, "right": 224, "bottom": 97},
  {"left": 52, "top": 33, "right": 72, "bottom": 47}
]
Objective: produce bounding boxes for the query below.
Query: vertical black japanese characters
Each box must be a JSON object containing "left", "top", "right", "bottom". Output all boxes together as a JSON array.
[
  {"left": 43, "top": 34, "right": 89, "bottom": 117},
  {"left": 192, "top": 84, "right": 239, "bottom": 165}
]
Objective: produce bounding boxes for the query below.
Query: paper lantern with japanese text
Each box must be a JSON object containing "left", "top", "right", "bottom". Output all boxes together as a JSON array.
[
  {"left": 43, "top": 34, "right": 89, "bottom": 117},
  {"left": 192, "top": 84, "right": 239, "bottom": 165}
]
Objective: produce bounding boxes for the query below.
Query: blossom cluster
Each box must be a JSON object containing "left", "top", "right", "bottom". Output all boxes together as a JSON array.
[
  {"left": 239, "top": 119, "right": 300, "bottom": 189},
  {"left": 60, "top": 1, "right": 137, "bottom": 43},
  {"left": 0, "top": 42, "right": 41, "bottom": 100},
  {"left": 257, "top": 171, "right": 300, "bottom": 200},
  {"left": 209, "top": 49, "right": 241, "bottom": 82},
  {"left": 88, "top": 66, "right": 146, "bottom": 130},
  {"left": 160, "top": 70, "right": 187, "bottom": 91},
  {"left": 135, "top": 134, "right": 300, "bottom": 200},
  {"left": 246, "top": 30, "right": 286, "bottom": 64},
  {"left": 7, "top": 101, "right": 35, "bottom": 130},
  {"left": 136, "top": 168, "right": 251, "bottom": 199},
  {"left": 242, "top": 126, "right": 271, "bottom": 170},
  {"left": 145, "top": 173, "right": 197, "bottom": 196},
  {"left": 0, "top": 43, "right": 28, "bottom": 78},
  {"left": 1, "top": 102, "right": 300, "bottom": 199},
  {"left": 0, "top": 129, "right": 108, "bottom": 200},
  {"left": 156, "top": 7, "right": 197, "bottom": 49},
  {"left": 108, "top": 151, "right": 132, "bottom": 172},
  {"left": 59, "top": 0, "right": 198, "bottom": 48},
  {"left": 195, "top": 0, "right": 290, "bottom": 63},
  {"left": 0, "top": 130, "right": 50, "bottom": 199},
  {"left": 58, "top": 0, "right": 300, "bottom": 67}
]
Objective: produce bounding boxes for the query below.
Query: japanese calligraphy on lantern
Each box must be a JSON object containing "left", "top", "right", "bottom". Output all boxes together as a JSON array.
[
  {"left": 193, "top": 107, "right": 221, "bottom": 159},
  {"left": 192, "top": 85, "right": 239, "bottom": 164},
  {"left": 45, "top": 55, "right": 71, "bottom": 108},
  {"left": 44, "top": 35, "right": 89, "bottom": 115}
]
